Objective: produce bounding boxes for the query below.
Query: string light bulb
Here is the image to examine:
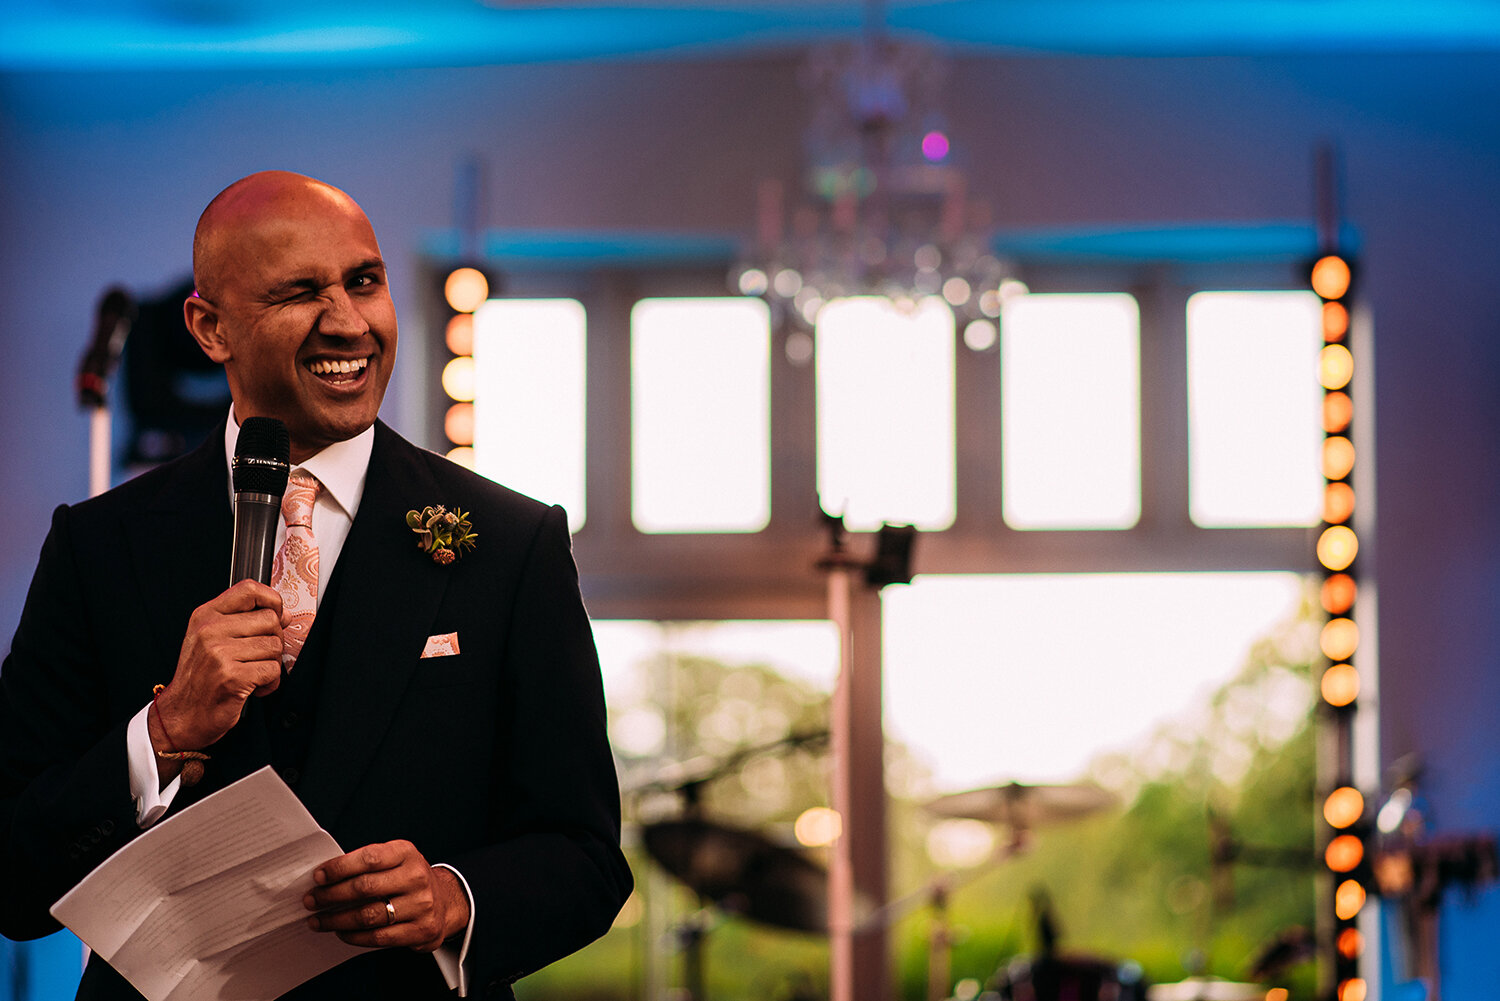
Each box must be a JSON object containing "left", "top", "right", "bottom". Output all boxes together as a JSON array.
[
  {"left": 1337, "top": 978, "right": 1368, "bottom": 1001},
  {"left": 445, "top": 314, "right": 475, "bottom": 355},
  {"left": 1318, "top": 525, "right": 1359, "bottom": 572},
  {"left": 1326, "top": 834, "right": 1365, "bottom": 872},
  {"left": 1322, "top": 664, "right": 1361, "bottom": 707},
  {"left": 1321, "top": 573, "right": 1357, "bottom": 614},
  {"left": 444, "top": 267, "right": 490, "bottom": 313},
  {"left": 1320, "top": 344, "right": 1355, "bottom": 391},
  {"left": 1321, "top": 617, "right": 1360, "bottom": 661},
  {"left": 1311, "top": 254, "right": 1353, "bottom": 300},
  {"left": 1335, "top": 879, "right": 1367, "bottom": 920},
  {"left": 1324, "top": 786, "right": 1364, "bottom": 829}
]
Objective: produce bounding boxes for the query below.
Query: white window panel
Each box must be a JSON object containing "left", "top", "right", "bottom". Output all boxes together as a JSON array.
[
  {"left": 1002, "top": 293, "right": 1141, "bottom": 529},
  {"left": 632, "top": 297, "right": 771, "bottom": 533},
  {"left": 816, "top": 296, "right": 956, "bottom": 532},
  {"left": 883, "top": 571, "right": 1307, "bottom": 790},
  {"left": 472, "top": 299, "right": 587, "bottom": 532},
  {"left": 1188, "top": 291, "right": 1323, "bottom": 527}
]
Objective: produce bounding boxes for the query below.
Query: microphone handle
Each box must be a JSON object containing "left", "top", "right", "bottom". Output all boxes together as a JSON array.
[{"left": 231, "top": 492, "right": 282, "bottom": 586}]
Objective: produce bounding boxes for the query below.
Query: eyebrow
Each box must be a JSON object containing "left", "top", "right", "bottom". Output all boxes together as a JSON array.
[{"left": 349, "top": 257, "right": 386, "bottom": 277}]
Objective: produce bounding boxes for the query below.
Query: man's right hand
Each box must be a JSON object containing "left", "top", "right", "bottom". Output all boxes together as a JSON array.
[{"left": 151, "top": 580, "right": 284, "bottom": 756}]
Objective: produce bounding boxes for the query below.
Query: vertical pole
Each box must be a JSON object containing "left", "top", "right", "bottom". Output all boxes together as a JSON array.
[
  {"left": 926, "top": 884, "right": 952, "bottom": 1001},
  {"left": 824, "top": 551, "right": 890, "bottom": 1001},
  {"left": 88, "top": 408, "right": 111, "bottom": 498}
]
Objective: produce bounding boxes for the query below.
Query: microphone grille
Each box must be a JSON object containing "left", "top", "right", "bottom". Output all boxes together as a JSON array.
[{"left": 233, "top": 417, "right": 291, "bottom": 495}]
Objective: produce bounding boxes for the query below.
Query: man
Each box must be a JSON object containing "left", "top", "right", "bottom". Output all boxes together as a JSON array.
[{"left": 0, "top": 171, "right": 632, "bottom": 999}]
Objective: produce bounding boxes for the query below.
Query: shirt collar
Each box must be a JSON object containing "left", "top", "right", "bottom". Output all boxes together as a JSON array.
[{"left": 223, "top": 405, "right": 375, "bottom": 522}]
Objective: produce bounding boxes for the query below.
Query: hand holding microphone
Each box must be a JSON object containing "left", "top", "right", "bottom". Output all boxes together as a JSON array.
[{"left": 153, "top": 418, "right": 291, "bottom": 759}]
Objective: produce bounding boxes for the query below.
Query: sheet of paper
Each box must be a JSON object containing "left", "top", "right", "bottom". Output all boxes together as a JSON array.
[{"left": 51, "top": 766, "right": 364, "bottom": 1001}]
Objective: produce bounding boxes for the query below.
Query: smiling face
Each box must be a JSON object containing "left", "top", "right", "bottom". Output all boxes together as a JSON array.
[{"left": 185, "top": 172, "right": 397, "bottom": 462}]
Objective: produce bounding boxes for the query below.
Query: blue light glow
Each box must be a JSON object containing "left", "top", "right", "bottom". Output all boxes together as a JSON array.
[{"left": 3, "top": 2, "right": 1497, "bottom": 70}]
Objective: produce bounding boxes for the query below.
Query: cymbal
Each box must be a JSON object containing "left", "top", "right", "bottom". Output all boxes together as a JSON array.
[
  {"left": 1147, "top": 977, "right": 1267, "bottom": 1001},
  {"left": 643, "top": 818, "right": 827, "bottom": 933},
  {"left": 925, "top": 781, "right": 1118, "bottom": 829}
]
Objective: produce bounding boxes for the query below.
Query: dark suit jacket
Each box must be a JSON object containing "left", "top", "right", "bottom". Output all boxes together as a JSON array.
[{"left": 0, "top": 421, "right": 632, "bottom": 999}]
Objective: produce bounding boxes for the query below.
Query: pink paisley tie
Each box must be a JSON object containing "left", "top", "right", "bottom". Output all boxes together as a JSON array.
[{"left": 271, "top": 471, "right": 321, "bottom": 669}]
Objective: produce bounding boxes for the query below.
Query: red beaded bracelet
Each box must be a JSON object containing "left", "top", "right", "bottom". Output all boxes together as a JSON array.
[{"left": 151, "top": 684, "right": 209, "bottom": 787}]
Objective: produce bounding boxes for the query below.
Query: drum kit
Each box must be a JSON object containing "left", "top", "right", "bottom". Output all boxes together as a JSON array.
[
  {"left": 642, "top": 817, "right": 827, "bottom": 934},
  {"left": 639, "top": 770, "right": 1274, "bottom": 1001}
]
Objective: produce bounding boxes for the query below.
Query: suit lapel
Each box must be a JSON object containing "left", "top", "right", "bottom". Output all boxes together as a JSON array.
[
  {"left": 125, "top": 430, "right": 234, "bottom": 682},
  {"left": 296, "top": 424, "right": 453, "bottom": 827}
]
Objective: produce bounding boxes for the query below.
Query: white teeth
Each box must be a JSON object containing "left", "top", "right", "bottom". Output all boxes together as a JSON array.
[{"left": 309, "top": 358, "right": 369, "bottom": 376}]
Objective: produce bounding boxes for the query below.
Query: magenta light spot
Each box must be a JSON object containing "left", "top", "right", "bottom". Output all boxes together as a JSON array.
[{"left": 922, "top": 130, "right": 950, "bottom": 162}]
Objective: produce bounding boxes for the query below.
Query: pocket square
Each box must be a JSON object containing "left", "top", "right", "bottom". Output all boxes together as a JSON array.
[{"left": 421, "top": 632, "right": 461, "bottom": 658}]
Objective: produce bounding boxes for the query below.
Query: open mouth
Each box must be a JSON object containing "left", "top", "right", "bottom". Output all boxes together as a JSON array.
[{"left": 307, "top": 357, "right": 370, "bottom": 384}]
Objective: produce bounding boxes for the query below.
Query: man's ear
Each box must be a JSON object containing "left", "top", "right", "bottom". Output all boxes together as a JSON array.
[{"left": 183, "top": 293, "right": 231, "bottom": 363}]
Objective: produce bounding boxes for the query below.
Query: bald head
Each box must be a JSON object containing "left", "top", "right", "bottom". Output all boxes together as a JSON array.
[
  {"left": 192, "top": 171, "right": 366, "bottom": 302},
  {"left": 183, "top": 170, "right": 397, "bottom": 461}
]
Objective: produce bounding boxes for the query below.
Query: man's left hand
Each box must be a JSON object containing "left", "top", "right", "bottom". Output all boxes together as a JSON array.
[{"left": 304, "top": 840, "right": 470, "bottom": 952}]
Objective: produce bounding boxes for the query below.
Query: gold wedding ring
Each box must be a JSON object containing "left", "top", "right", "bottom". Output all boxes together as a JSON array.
[{"left": 385, "top": 899, "right": 396, "bottom": 925}]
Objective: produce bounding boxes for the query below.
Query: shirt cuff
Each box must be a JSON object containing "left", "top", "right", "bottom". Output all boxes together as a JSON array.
[
  {"left": 126, "top": 703, "right": 182, "bottom": 828},
  {"left": 430, "top": 863, "right": 476, "bottom": 997}
]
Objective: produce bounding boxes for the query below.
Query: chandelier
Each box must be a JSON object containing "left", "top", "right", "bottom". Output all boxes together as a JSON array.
[{"left": 734, "top": 8, "right": 1013, "bottom": 332}]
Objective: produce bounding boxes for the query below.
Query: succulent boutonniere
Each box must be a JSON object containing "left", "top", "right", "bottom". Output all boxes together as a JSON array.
[{"left": 406, "top": 504, "right": 477, "bottom": 565}]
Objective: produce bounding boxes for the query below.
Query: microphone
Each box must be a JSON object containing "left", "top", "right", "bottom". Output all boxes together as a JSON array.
[
  {"left": 231, "top": 417, "right": 290, "bottom": 585},
  {"left": 76, "top": 286, "right": 135, "bottom": 409}
]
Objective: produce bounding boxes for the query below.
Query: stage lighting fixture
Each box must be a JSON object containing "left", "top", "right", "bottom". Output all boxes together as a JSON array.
[
  {"left": 445, "top": 314, "right": 475, "bottom": 355},
  {"left": 1323, "top": 301, "right": 1349, "bottom": 341},
  {"left": 1322, "top": 436, "right": 1356, "bottom": 480},
  {"left": 1326, "top": 834, "right": 1365, "bottom": 873},
  {"left": 444, "top": 267, "right": 490, "bottom": 313},
  {"left": 445, "top": 403, "right": 475, "bottom": 446},
  {"left": 1318, "top": 525, "right": 1358, "bottom": 572},
  {"left": 1310, "top": 254, "right": 1353, "bottom": 301},
  {"left": 1335, "top": 879, "right": 1366, "bottom": 920},
  {"left": 866, "top": 523, "right": 918, "bottom": 587},
  {"left": 1312, "top": 241, "right": 1363, "bottom": 995},
  {"left": 1324, "top": 787, "right": 1364, "bottom": 829},
  {"left": 1320, "top": 617, "right": 1359, "bottom": 661},
  {"left": 1319, "top": 344, "right": 1354, "bottom": 391},
  {"left": 442, "top": 356, "right": 476, "bottom": 402},
  {"left": 431, "top": 262, "right": 499, "bottom": 452},
  {"left": 1321, "top": 573, "right": 1357, "bottom": 615},
  {"left": 1324, "top": 482, "right": 1356, "bottom": 524},
  {"left": 1321, "top": 664, "right": 1360, "bottom": 707},
  {"left": 1323, "top": 392, "right": 1353, "bottom": 433}
]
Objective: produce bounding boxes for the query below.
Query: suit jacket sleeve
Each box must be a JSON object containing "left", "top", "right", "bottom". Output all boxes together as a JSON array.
[
  {"left": 440, "top": 502, "right": 632, "bottom": 993},
  {"left": 0, "top": 504, "right": 147, "bottom": 940}
]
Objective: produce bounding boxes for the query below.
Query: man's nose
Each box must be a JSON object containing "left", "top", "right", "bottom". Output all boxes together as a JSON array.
[{"left": 318, "top": 287, "right": 370, "bottom": 337}]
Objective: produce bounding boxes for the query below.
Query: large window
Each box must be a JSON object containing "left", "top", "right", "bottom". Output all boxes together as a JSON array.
[
  {"left": 884, "top": 571, "right": 1309, "bottom": 790},
  {"left": 1001, "top": 292, "right": 1142, "bottom": 530},
  {"left": 815, "top": 297, "right": 957, "bottom": 531},
  {"left": 631, "top": 298, "right": 771, "bottom": 534},
  {"left": 472, "top": 298, "right": 588, "bottom": 530},
  {"left": 462, "top": 283, "right": 1324, "bottom": 543},
  {"left": 1187, "top": 291, "right": 1324, "bottom": 527}
]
